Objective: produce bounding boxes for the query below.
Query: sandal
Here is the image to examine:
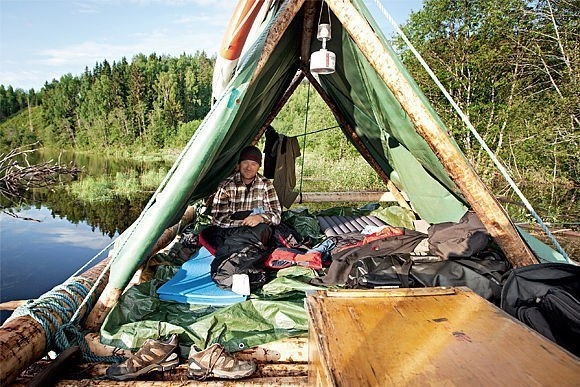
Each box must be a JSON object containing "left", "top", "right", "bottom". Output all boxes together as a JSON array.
[
  {"left": 106, "top": 334, "right": 180, "bottom": 381},
  {"left": 188, "top": 343, "right": 256, "bottom": 380}
]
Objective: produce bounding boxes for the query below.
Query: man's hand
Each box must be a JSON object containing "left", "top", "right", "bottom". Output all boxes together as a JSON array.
[{"left": 242, "top": 214, "right": 264, "bottom": 227}]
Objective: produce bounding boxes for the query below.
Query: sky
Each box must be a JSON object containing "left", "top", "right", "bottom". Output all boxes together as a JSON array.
[{"left": 0, "top": 0, "right": 423, "bottom": 91}]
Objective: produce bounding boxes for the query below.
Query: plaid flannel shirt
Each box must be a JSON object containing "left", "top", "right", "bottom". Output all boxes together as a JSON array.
[{"left": 211, "top": 172, "right": 282, "bottom": 228}]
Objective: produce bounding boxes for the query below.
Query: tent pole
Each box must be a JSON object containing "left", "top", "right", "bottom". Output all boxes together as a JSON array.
[
  {"left": 300, "top": 0, "right": 317, "bottom": 63},
  {"left": 326, "top": 0, "right": 537, "bottom": 267},
  {"left": 251, "top": 0, "right": 306, "bottom": 85},
  {"left": 303, "top": 69, "right": 412, "bottom": 211}
]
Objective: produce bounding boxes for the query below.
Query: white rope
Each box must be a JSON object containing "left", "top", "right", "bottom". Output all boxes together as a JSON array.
[{"left": 370, "top": 0, "right": 570, "bottom": 262}]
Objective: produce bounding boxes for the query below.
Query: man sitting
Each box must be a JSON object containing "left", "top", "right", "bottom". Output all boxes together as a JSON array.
[{"left": 199, "top": 145, "right": 282, "bottom": 290}]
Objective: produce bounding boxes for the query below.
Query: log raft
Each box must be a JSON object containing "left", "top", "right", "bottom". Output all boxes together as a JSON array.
[{"left": 1, "top": 206, "right": 197, "bottom": 386}]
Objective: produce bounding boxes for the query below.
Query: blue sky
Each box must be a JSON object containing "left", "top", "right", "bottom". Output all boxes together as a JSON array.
[{"left": 0, "top": 0, "right": 423, "bottom": 91}]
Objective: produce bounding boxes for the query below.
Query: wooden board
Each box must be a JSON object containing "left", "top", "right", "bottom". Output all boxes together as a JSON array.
[{"left": 306, "top": 287, "right": 580, "bottom": 386}]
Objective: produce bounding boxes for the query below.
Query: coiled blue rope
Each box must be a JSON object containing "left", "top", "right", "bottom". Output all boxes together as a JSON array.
[{"left": 9, "top": 277, "right": 124, "bottom": 363}]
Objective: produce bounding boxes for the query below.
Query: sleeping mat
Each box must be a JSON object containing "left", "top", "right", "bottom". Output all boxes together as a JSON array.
[{"left": 157, "top": 246, "right": 246, "bottom": 305}]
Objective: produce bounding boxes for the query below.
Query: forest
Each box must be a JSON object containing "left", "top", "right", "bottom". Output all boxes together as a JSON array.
[{"left": 0, "top": 0, "right": 577, "bottom": 223}]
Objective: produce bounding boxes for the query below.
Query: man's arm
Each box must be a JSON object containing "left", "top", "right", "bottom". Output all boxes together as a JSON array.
[
  {"left": 260, "top": 181, "right": 282, "bottom": 225},
  {"left": 211, "top": 184, "right": 244, "bottom": 228}
]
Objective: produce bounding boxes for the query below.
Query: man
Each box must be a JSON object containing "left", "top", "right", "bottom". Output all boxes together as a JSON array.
[
  {"left": 200, "top": 145, "right": 282, "bottom": 290},
  {"left": 211, "top": 145, "right": 281, "bottom": 228}
]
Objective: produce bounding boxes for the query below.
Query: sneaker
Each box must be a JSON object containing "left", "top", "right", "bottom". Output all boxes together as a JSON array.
[
  {"left": 187, "top": 343, "right": 256, "bottom": 380},
  {"left": 106, "top": 334, "right": 180, "bottom": 381}
]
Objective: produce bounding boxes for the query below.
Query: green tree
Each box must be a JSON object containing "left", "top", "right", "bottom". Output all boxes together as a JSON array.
[{"left": 398, "top": 0, "right": 579, "bottom": 221}]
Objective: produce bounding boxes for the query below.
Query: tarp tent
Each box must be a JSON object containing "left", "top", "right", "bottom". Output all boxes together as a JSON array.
[{"left": 89, "top": 0, "right": 564, "bottom": 326}]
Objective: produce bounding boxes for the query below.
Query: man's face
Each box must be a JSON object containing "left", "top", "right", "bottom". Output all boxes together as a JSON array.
[{"left": 239, "top": 159, "right": 260, "bottom": 182}]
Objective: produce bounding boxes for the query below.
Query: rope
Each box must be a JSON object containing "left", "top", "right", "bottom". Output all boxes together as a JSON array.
[
  {"left": 9, "top": 277, "right": 124, "bottom": 363},
  {"left": 293, "top": 124, "right": 341, "bottom": 137},
  {"left": 298, "top": 81, "right": 312, "bottom": 203},
  {"left": 371, "top": 0, "right": 571, "bottom": 262}
]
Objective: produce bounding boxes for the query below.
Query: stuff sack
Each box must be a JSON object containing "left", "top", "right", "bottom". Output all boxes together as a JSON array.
[
  {"left": 211, "top": 245, "right": 267, "bottom": 291},
  {"left": 410, "top": 256, "right": 508, "bottom": 304},
  {"left": 501, "top": 263, "right": 580, "bottom": 356},
  {"left": 346, "top": 254, "right": 414, "bottom": 288},
  {"left": 428, "top": 211, "right": 489, "bottom": 259},
  {"left": 265, "top": 247, "right": 322, "bottom": 270}
]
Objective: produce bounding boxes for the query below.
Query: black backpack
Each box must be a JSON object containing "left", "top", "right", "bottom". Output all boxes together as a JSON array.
[{"left": 501, "top": 263, "right": 580, "bottom": 356}]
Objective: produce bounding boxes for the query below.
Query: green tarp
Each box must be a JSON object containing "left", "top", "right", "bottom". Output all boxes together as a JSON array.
[{"left": 101, "top": 265, "right": 318, "bottom": 352}]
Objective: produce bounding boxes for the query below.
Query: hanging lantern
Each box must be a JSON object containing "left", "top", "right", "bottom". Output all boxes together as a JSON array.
[{"left": 310, "top": 2, "right": 335, "bottom": 75}]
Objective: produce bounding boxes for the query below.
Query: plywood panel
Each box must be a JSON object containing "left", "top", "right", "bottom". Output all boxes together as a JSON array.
[{"left": 307, "top": 288, "right": 580, "bottom": 386}]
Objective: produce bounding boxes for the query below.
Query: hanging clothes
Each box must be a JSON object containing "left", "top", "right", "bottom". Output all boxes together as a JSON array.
[
  {"left": 273, "top": 134, "right": 301, "bottom": 209},
  {"left": 263, "top": 125, "right": 278, "bottom": 179}
]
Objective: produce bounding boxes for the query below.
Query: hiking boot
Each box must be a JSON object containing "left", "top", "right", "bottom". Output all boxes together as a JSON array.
[
  {"left": 187, "top": 343, "right": 256, "bottom": 380},
  {"left": 106, "top": 334, "right": 180, "bottom": 381}
]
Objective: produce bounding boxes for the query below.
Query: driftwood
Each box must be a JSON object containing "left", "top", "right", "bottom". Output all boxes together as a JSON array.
[
  {"left": 0, "top": 144, "right": 80, "bottom": 202},
  {"left": 0, "top": 299, "right": 28, "bottom": 311}
]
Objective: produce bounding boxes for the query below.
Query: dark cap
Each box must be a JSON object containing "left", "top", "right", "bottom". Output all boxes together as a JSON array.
[{"left": 238, "top": 145, "right": 262, "bottom": 165}]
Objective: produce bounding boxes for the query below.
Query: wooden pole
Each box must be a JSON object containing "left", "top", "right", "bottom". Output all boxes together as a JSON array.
[
  {"left": 326, "top": 0, "right": 537, "bottom": 267},
  {"left": 294, "top": 191, "right": 406, "bottom": 203},
  {"left": 85, "top": 205, "right": 197, "bottom": 331},
  {"left": 251, "top": 0, "right": 306, "bottom": 84},
  {"left": 300, "top": 0, "right": 317, "bottom": 63}
]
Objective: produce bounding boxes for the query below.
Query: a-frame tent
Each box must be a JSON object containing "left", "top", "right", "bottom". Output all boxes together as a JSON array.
[{"left": 88, "top": 0, "right": 556, "bottom": 326}]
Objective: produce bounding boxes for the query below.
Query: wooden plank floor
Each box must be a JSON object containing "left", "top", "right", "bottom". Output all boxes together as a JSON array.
[{"left": 307, "top": 287, "right": 580, "bottom": 386}]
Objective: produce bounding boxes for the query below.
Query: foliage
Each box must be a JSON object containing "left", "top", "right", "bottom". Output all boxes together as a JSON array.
[
  {"left": 1, "top": 52, "right": 214, "bottom": 152},
  {"left": 396, "top": 0, "right": 579, "bottom": 223},
  {"left": 68, "top": 167, "right": 167, "bottom": 202},
  {"left": 1, "top": 1, "right": 577, "bottom": 224}
]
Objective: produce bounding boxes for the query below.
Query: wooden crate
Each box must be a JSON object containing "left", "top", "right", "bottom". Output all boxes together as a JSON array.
[{"left": 306, "top": 287, "right": 580, "bottom": 386}]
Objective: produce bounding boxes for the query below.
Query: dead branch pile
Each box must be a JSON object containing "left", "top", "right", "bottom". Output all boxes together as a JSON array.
[{"left": 0, "top": 144, "right": 81, "bottom": 201}]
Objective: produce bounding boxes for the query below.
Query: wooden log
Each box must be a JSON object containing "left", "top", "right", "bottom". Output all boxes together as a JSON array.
[
  {"left": 0, "top": 258, "right": 110, "bottom": 386},
  {"left": 85, "top": 205, "right": 197, "bottom": 331},
  {"left": 326, "top": 0, "right": 537, "bottom": 267},
  {"left": 55, "top": 376, "right": 309, "bottom": 386},
  {"left": 302, "top": 70, "right": 413, "bottom": 211},
  {"left": 237, "top": 337, "right": 309, "bottom": 363},
  {"left": 294, "top": 191, "right": 407, "bottom": 204},
  {"left": 27, "top": 346, "right": 79, "bottom": 387},
  {"left": 63, "top": 362, "right": 308, "bottom": 381},
  {"left": 0, "top": 299, "right": 28, "bottom": 311}
]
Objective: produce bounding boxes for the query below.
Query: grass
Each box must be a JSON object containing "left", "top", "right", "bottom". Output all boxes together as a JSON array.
[{"left": 68, "top": 168, "right": 168, "bottom": 202}]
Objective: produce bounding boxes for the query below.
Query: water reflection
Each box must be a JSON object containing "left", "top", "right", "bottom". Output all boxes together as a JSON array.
[{"left": 0, "top": 206, "right": 114, "bottom": 324}]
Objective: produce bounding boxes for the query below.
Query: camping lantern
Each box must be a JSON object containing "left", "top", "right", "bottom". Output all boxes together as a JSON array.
[{"left": 310, "top": 3, "right": 335, "bottom": 74}]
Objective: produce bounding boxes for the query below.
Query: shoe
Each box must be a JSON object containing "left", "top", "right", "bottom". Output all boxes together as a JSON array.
[
  {"left": 106, "top": 334, "right": 180, "bottom": 381},
  {"left": 187, "top": 343, "right": 256, "bottom": 380}
]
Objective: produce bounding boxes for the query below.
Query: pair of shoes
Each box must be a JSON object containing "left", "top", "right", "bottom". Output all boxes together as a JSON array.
[
  {"left": 106, "top": 334, "right": 180, "bottom": 381},
  {"left": 188, "top": 343, "right": 256, "bottom": 380}
]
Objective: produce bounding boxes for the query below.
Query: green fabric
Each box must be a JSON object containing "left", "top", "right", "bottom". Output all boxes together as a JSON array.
[
  {"left": 100, "top": 265, "right": 319, "bottom": 353},
  {"left": 517, "top": 227, "right": 569, "bottom": 264},
  {"left": 370, "top": 206, "right": 416, "bottom": 229}
]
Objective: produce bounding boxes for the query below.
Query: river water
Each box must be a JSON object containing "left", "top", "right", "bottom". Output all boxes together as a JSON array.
[
  {"left": 0, "top": 206, "right": 114, "bottom": 324},
  {"left": 0, "top": 150, "right": 167, "bottom": 324}
]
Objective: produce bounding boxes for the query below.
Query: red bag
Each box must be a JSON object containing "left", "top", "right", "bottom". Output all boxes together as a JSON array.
[{"left": 265, "top": 248, "right": 322, "bottom": 270}]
